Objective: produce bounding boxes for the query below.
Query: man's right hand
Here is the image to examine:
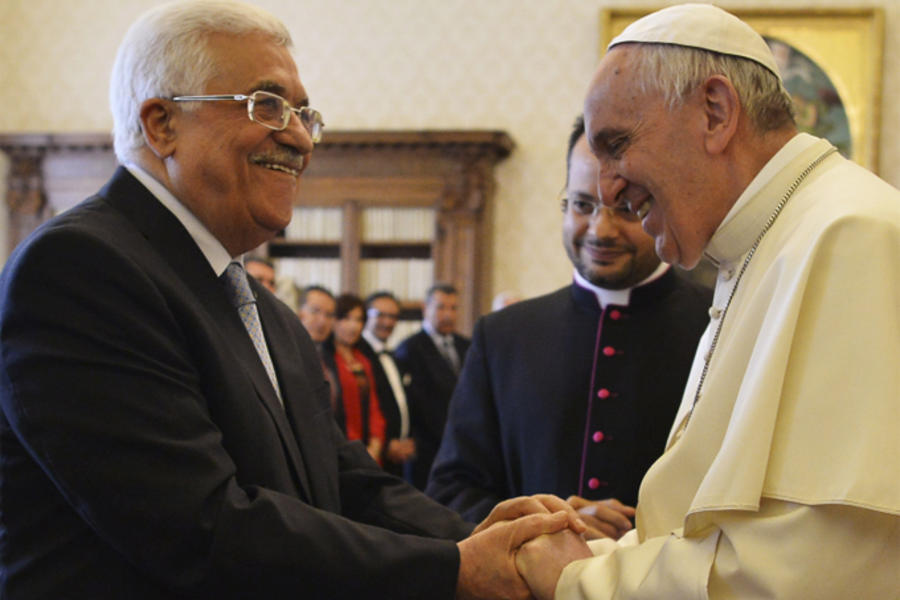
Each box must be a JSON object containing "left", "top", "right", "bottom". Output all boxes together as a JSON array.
[
  {"left": 456, "top": 510, "right": 574, "bottom": 600},
  {"left": 473, "top": 494, "right": 586, "bottom": 536}
]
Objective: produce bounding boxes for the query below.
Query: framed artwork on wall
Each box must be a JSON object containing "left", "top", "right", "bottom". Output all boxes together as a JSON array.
[{"left": 600, "top": 8, "right": 885, "bottom": 173}]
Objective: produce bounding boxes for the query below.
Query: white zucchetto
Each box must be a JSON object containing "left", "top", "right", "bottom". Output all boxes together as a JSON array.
[{"left": 608, "top": 3, "right": 781, "bottom": 80}]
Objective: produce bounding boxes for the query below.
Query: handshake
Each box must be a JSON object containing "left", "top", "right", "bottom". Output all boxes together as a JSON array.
[{"left": 455, "top": 495, "right": 635, "bottom": 600}]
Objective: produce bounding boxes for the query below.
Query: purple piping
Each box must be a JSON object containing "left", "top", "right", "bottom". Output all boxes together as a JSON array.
[{"left": 577, "top": 305, "right": 606, "bottom": 497}]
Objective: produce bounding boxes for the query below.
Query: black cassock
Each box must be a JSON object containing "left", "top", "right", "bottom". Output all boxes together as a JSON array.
[{"left": 427, "top": 270, "right": 711, "bottom": 522}]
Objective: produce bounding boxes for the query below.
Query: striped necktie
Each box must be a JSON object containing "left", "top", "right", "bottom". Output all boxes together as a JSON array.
[{"left": 221, "top": 262, "right": 283, "bottom": 403}]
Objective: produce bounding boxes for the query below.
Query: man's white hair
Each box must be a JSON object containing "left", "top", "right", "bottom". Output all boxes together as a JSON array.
[
  {"left": 109, "top": 0, "right": 293, "bottom": 164},
  {"left": 628, "top": 43, "right": 795, "bottom": 133}
]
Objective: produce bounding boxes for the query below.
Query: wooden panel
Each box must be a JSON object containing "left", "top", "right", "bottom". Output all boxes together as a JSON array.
[
  {"left": 0, "top": 130, "right": 514, "bottom": 334},
  {"left": 297, "top": 176, "right": 445, "bottom": 206}
]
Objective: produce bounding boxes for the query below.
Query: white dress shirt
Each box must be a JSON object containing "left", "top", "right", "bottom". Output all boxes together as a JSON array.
[{"left": 362, "top": 329, "right": 410, "bottom": 438}]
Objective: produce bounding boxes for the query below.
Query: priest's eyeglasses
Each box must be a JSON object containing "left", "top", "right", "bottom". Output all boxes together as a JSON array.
[
  {"left": 560, "top": 193, "right": 640, "bottom": 223},
  {"left": 172, "top": 90, "right": 324, "bottom": 143}
]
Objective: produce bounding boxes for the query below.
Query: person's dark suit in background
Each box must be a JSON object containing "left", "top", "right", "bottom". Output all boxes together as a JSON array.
[
  {"left": 298, "top": 284, "right": 343, "bottom": 422},
  {"left": 360, "top": 291, "right": 416, "bottom": 477},
  {"left": 0, "top": 3, "right": 582, "bottom": 598},
  {"left": 427, "top": 117, "right": 711, "bottom": 539},
  {"left": 394, "top": 284, "right": 470, "bottom": 490}
]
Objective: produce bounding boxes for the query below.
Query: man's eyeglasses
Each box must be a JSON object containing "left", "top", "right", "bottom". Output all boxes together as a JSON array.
[
  {"left": 172, "top": 90, "right": 324, "bottom": 143},
  {"left": 560, "top": 194, "right": 640, "bottom": 223},
  {"left": 302, "top": 306, "right": 335, "bottom": 319},
  {"left": 368, "top": 309, "right": 400, "bottom": 321}
]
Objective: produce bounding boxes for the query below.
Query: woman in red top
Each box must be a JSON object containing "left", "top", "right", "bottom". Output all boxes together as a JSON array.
[{"left": 331, "top": 294, "right": 385, "bottom": 463}]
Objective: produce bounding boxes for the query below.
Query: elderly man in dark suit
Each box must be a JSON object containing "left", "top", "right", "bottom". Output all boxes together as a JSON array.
[
  {"left": 0, "top": 2, "right": 582, "bottom": 599},
  {"left": 427, "top": 117, "right": 711, "bottom": 540},
  {"left": 394, "top": 283, "right": 471, "bottom": 490}
]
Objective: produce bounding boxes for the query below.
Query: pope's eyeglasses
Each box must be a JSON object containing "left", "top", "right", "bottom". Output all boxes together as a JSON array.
[{"left": 172, "top": 90, "right": 324, "bottom": 143}]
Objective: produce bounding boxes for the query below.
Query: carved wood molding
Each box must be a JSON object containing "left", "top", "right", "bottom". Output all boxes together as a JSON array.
[
  {"left": 297, "top": 130, "right": 514, "bottom": 331},
  {"left": 0, "top": 134, "right": 115, "bottom": 254},
  {"left": 1, "top": 130, "right": 513, "bottom": 331}
]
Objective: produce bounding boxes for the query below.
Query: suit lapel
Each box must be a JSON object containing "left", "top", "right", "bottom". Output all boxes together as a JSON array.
[
  {"left": 452, "top": 334, "right": 467, "bottom": 367},
  {"left": 254, "top": 291, "right": 318, "bottom": 501},
  {"left": 100, "top": 167, "right": 313, "bottom": 500}
]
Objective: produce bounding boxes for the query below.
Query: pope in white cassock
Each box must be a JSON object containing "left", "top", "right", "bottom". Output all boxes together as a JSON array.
[{"left": 515, "top": 4, "right": 900, "bottom": 599}]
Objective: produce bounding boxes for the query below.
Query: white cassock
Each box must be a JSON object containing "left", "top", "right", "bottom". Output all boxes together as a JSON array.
[{"left": 557, "top": 134, "right": 900, "bottom": 599}]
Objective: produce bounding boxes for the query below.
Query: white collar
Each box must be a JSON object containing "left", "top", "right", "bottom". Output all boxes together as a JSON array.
[
  {"left": 125, "top": 163, "right": 234, "bottom": 277},
  {"left": 423, "top": 320, "right": 453, "bottom": 345},
  {"left": 572, "top": 262, "right": 669, "bottom": 309},
  {"left": 362, "top": 329, "right": 387, "bottom": 352},
  {"left": 704, "top": 133, "right": 832, "bottom": 266}
]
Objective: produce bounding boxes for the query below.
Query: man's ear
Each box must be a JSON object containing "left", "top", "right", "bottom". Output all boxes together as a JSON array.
[
  {"left": 701, "top": 75, "right": 740, "bottom": 155},
  {"left": 139, "top": 98, "right": 178, "bottom": 159}
]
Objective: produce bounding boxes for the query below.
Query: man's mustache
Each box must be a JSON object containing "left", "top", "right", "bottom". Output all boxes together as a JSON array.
[{"left": 250, "top": 147, "right": 306, "bottom": 172}]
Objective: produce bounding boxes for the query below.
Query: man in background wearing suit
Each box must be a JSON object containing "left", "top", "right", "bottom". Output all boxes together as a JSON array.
[
  {"left": 395, "top": 283, "right": 471, "bottom": 490},
  {"left": 0, "top": 2, "right": 582, "bottom": 598},
  {"left": 297, "top": 284, "right": 344, "bottom": 422},
  {"left": 360, "top": 290, "right": 416, "bottom": 476},
  {"left": 427, "top": 117, "right": 711, "bottom": 539}
]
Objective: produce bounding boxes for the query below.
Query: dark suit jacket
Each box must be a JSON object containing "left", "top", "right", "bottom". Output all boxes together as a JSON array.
[
  {"left": 426, "top": 273, "right": 711, "bottom": 522},
  {"left": 394, "top": 330, "right": 470, "bottom": 490},
  {"left": 0, "top": 168, "right": 471, "bottom": 600},
  {"left": 357, "top": 337, "right": 405, "bottom": 476},
  {"left": 319, "top": 335, "right": 346, "bottom": 432}
]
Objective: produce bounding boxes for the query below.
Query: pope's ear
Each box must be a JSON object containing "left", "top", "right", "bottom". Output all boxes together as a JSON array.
[
  {"left": 701, "top": 75, "right": 740, "bottom": 155},
  {"left": 139, "top": 98, "right": 178, "bottom": 159}
]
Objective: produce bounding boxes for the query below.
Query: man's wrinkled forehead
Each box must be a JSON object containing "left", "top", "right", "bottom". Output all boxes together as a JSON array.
[{"left": 583, "top": 48, "right": 637, "bottom": 148}]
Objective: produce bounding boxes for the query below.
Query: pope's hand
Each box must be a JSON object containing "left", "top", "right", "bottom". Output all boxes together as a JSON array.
[
  {"left": 516, "top": 529, "right": 593, "bottom": 600},
  {"left": 566, "top": 496, "right": 634, "bottom": 540}
]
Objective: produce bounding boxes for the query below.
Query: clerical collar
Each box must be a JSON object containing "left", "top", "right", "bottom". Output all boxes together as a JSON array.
[
  {"left": 125, "top": 163, "right": 233, "bottom": 277},
  {"left": 704, "top": 133, "right": 833, "bottom": 266},
  {"left": 573, "top": 262, "right": 669, "bottom": 309}
]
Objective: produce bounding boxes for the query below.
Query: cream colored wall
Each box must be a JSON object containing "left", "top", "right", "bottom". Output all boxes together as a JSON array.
[{"left": 2, "top": 0, "right": 899, "bottom": 300}]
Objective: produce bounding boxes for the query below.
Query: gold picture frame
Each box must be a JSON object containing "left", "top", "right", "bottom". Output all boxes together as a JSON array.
[{"left": 600, "top": 8, "right": 884, "bottom": 173}]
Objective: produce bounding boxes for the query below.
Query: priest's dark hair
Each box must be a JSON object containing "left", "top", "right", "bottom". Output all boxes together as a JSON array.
[{"left": 566, "top": 115, "right": 586, "bottom": 186}]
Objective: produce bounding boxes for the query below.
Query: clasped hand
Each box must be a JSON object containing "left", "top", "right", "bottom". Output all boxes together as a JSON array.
[{"left": 455, "top": 494, "right": 593, "bottom": 600}]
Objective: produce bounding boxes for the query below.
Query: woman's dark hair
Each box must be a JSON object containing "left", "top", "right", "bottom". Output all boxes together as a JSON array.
[{"left": 334, "top": 293, "right": 366, "bottom": 323}]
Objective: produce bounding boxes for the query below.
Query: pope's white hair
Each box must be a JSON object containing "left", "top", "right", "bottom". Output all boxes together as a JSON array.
[
  {"left": 625, "top": 43, "right": 795, "bottom": 133},
  {"left": 109, "top": 0, "right": 293, "bottom": 164}
]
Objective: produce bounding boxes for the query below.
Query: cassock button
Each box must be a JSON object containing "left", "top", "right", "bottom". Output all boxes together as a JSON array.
[
  {"left": 609, "top": 309, "right": 622, "bottom": 320},
  {"left": 597, "top": 388, "right": 611, "bottom": 399},
  {"left": 602, "top": 346, "right": 616, "bottom": 357},
  {"left": 592, "top": 431, "right": 605, "bottom": 443},
  {"left": 708, "top": 306, "right": 722, "bottom": 319},
  {"left": 722, "top": 267, "right": 736, "bottom": 281},
  {"left": 587, "top": 477, "right": 606, "bottom": 490}
]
